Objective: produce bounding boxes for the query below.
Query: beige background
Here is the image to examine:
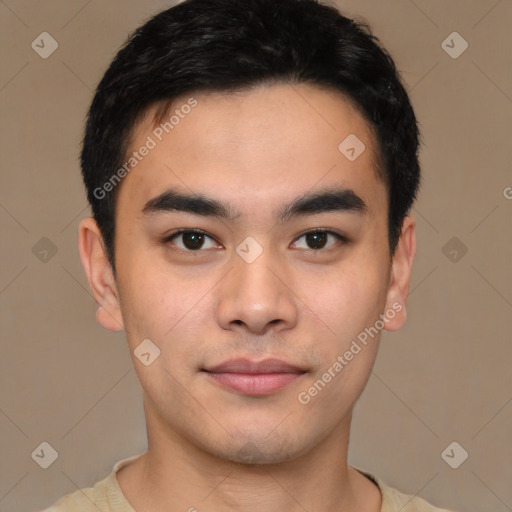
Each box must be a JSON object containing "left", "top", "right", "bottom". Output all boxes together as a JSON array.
[{"left": 1, "top": 0, "right": 511, "bottom": 511}]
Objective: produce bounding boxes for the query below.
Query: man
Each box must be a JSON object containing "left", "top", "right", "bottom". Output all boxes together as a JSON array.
[{"left": 43, "top": 0, "right": 455, "bottom": 510}]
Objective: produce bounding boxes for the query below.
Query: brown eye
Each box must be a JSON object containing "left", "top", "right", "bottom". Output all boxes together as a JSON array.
[
  {"left": 165, "top": 230, "right": 219, "bottom": 252},
  {"left": 293, "top": 230, "right": 345, "bottom": 250}
]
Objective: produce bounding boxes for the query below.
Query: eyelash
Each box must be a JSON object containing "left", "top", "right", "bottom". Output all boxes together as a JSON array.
[{"left": 162, "top": 228, "right": 347, "bottom": 254}]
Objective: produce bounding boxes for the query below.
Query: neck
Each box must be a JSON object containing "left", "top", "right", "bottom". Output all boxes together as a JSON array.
[{"left": 116, "top": 405, "right": 381, "bottom": 512}]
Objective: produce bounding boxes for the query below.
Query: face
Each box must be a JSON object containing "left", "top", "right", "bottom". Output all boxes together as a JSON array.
[{"left": 79, "top": 83, "right": 415, "bottom": 464}]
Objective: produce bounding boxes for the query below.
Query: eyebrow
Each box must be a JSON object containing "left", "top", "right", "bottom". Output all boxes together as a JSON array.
[{"left": 141, "top": 185, "right": 368, "bottom": 223}]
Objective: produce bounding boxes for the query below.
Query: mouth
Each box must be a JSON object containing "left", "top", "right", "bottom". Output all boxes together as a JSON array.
[{"left": 201, "top": 358, "right": 308, "bottom": 396}]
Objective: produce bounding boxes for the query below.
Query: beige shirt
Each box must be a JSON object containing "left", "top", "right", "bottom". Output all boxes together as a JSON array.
[{"left": 41, "top": 453, "right": 455, "bottom": 512}]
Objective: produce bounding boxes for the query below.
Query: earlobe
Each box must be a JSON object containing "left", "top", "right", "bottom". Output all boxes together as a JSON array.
[
  {"left": 78, "top": 217, "right": 124, "bottom": 332},
  {"left": 383, "top": 216, "right": 416, "bottom": 332},
  {"left": 96, "top": 305, "right": 124, "bottom": 332}
]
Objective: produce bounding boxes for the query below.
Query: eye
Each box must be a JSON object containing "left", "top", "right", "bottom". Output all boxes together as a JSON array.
[
  {"left": 163, "top": 228, "right": 347, "bottom": 254},
  {"left": 163, "top": 229, "right": 220, "bottom": 252},
  {"left": 292, "top": 229, "right": 346, "bottom": 250}
]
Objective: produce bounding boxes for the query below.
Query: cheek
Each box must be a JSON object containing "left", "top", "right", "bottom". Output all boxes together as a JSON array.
[
  {"left": 296, "top": 263, "right": 388, "bottom": 410},
  {"left": 116, "top": 254, "right": 214, "bottom": 370},
  {"left": 116, "top": 251, "right": 186, "bottom": 341},
  {"left": 300, "top": 258, "right": 387, "bottom": 343}
]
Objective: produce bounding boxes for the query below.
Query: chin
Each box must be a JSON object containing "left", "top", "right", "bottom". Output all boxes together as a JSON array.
[
  {"left": 203, "top": 428, "right": 308, "bottom": 466},
  {"left": 222, "top": 444, "right": 301, "bottom": 465}
]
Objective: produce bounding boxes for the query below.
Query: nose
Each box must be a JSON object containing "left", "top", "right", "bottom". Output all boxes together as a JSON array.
[{"left": 216, "top": 242, "right": 299, "bottom": 336}]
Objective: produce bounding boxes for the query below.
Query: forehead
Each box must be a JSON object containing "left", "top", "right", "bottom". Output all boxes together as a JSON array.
[{"left": 116, "top": 83, "right": 386, "bottom": 219}]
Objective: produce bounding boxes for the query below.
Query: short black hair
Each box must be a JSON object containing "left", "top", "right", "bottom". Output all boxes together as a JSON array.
[{"left": 81, "top": 0, "right": 421, "bottom": 274}]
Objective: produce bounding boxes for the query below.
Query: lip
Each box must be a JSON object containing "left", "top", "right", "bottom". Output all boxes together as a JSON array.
[
  {"left": 205, "top": 357, "right": 306, "bottom": 374},
  {"left": 202, "top": 358, "right": 307, "bottom": 396}
]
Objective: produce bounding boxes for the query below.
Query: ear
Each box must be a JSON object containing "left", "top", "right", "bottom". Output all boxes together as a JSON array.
[
  {"left": 383, "top": 216, "right": 416, "bottom": 332},
  {"left": 78, "top": 217, "right": 124, "bottom": 332}
]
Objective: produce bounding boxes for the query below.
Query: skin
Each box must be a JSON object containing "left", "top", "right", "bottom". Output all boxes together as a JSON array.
[{"left": 78, "top": 83, "right": 416, "bottom": 512}]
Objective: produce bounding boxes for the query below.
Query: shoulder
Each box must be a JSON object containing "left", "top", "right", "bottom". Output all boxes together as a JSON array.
[
  {"left": 356, "top": 468, "right": 457, "bottom": 512},
  {"left": 379, "top": 482, "right": 456, "bottom": 512},
  {"left": 39, "top": 471, "right": 117, "bottom": 512},
  {"left": 38, "top": 453, "right": 142, "bottom": 511},
  {"left": 39, "top": 486, "right": 102, "bottom": 512}
]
